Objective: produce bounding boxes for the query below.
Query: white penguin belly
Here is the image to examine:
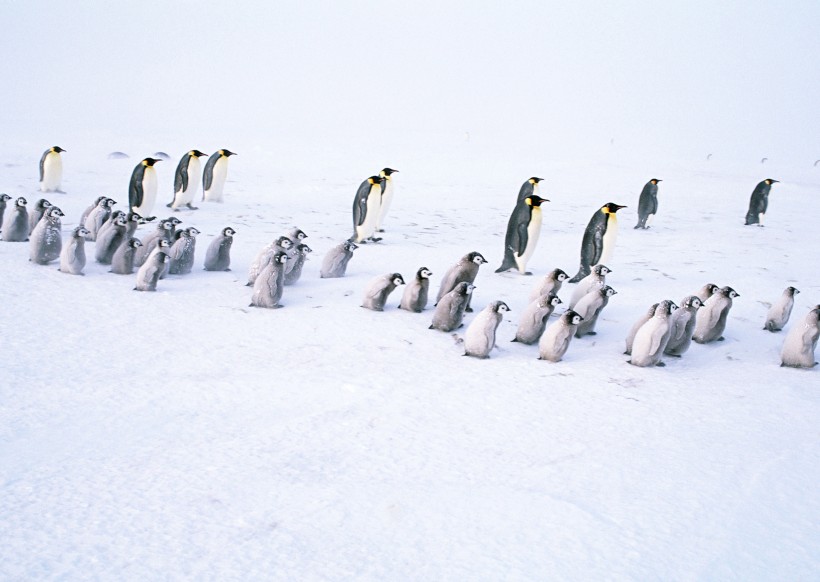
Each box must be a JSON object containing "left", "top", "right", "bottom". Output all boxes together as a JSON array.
[
  {"left": 515, "top": 207, "right": 542, "bottom": 273},
  {"left": 376, "top": 179, "right": 394, "bottom": 229},
  {"left": 175, "top": 158, "right": 201, "bottom": 206},
  {"left": 205, "top": 158, "right": 229, "bottom": 202},
  {"left": 136, "top": 168, "right": 158, "bottom": 216},
  {"left": 357, "top": 187, "right": 381, "bottom": 240},
  {"left": 41, "top": 153, "right": 62, "bottom": 192},
  {"left": 600, "top": 214, "right": 618, "bottom": 265}
]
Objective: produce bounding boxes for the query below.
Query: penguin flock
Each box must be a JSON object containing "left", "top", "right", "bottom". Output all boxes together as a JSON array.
[{"left": 0, "top": 146, "right": 817, "bottom": 370}]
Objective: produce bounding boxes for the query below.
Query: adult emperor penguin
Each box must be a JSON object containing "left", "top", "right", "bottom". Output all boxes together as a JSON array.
[
  {"left": 134, "top": 246, "right": 169, "bottom": 292},
  {"left": 399, "top": 267, "right": 433, "bottom": 312},
  {"left": 320, "top": 240, "right": 358, "bottom": 278},
  {"left": 464, "top": 301, "right": 510, "bottom": 358},
  {"left": 574, "top": 285, "right": 617, "bottom": 338},
  {"left": 512, "top": 293, "right": 562, "bottom": 345},
  {"left": 634, "top": 178, "right": 661, "bottom": 229},
  {"left": 495, "top": 194, "right": 549, "bottom": 275},
  {"left": 529, "top": 268, "right": 568, "bottom": 302},
  {"left": 110, "top": 238, "right": 142, "bottom": 275},
  {"left": 629, "top": 299, "right": 677, "bottom": 367},
  {"left": 203, "top": 227, "right": 236, "bottom": 271},
  {"left": 744, "top": 179, "right": 778, "bottom": 226},
  {"left": 568, "top": 203, "right": 627, "bottom": 283},
  {"left": 29, "top": 205, "right": 64, "bottom": 264},
  {"left": 28, "top": 198, "right": 52, "bottom": 234},
  {"left": 129, "top": 157, "right": 162, "bottom": 216},
  {"left": 39, "top": 146, "right": 65, "bottom": 192},
  {"left": 764, "top": 286, "right": 799, "bottom": 332},
  {"left": 167, "top": 149, "right": 207, "bottom": 210},
  {"left": 568, "top": 264, "right": 611, "bottom": 309},
  {"left": 516, "top": 177, "right": 544, "bottom": 203},
  {"left": 538, "top": 310, "right": 584, "bottom": 362},
  {"left": 375, "top": 168, "right": 399, "bottom": 233},
  {"left": 352, "top": 175, "right": 384, "bottom": 243},
  {"left": 430, "top": 282, "right": 475, "bottom": 332},
  {"left": 59, "top": 226, "right": 90, "bottom": 275},
  {"left": 664, "top": 295, "right": 703, "bottom": 357},
  {"left": 435, "top": 251, "right": 487, "bottom": 312},
  {"left": 780, "top": 305, "right": 820, "bottom": 368},
  {"left": 0, "top": 193, "right": 11, "bottom": 231},
  {"left": 362, "top": 272, "right": 406, "bottom": 311},
  {"left": 625, "top": 303, "right": 659, "bottom": 355},
  {"left": 1, "top": 197, "right": 29, "bottom": 242},
  {"left": 202, "top": 149, "right": 236, "bottom": 203},
  {"left": 250, "top": 251, "right": 289, "bottom": 308},
  {"left": 693, "top": 286, "right": 739, "bottom": 343}
]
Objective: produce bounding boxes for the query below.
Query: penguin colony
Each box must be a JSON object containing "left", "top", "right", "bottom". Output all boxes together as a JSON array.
[{"left": 0, "top": 147, "right": 817, "bottom": 369}]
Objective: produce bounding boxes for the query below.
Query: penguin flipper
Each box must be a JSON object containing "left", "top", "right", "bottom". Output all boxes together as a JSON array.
[
  {"left": 39, "top": 151, "right": 47, "bottom": 182},
  {"left": 514, "top": 222, "right": 529, "bottom": 256},
  {"left": 568, "top": 264, "right": 590, "bottom": 283}
]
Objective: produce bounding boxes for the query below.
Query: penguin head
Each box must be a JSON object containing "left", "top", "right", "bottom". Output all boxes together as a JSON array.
[
  {"left": 74, "top": 226, "right": 90, "bottom": 238},
  {"left": 650, "top": 178, "right": 662, "bottom": 185},
  {"left": 277, "top": 236, "right": 294, "bottom": 250},
  {"left": 467, "top": 251, "right": 487, "bottom": 265},
  {"left": 381, "top": 168, "right": 399, "bottom": 176},
  {"left": 494, "top": 301, "right": 511, "bottom": 313},
  {"left": 602, "top": 286, "right": 617, "bottom": 297},
  {"left": 166, "top": 216, "right": 182, "bottom": 225},
  {"left": 190, "top": 150, "right": 208, "bottom": 158},
  {"left": 186, "top": 227, "right": 200, "bottom": 237},
  {"left": 787, "top": 286, "right": 799, "bottom": 296},
  {"left": 683, "top": 296, "right": 702, "bottom": 310},
  {"left": 552, "top": 268, "right": 568, "bottom": 282},
  {"left": 344, "top": 240, "right": 359, "bottom": 251},
  {"left": 764, "top": 179, "right": 779, "bottom": 185},
  {"left": 297, "top": 244, "right": 312, "bottom": 255},
  {"left": 158, "top": 238, "right": 172, "bottom": 249},
  {"left": 105, "top": 198, "right": 117, "bottom": 208},
  {"left": 391, "top": 273, "right": 406, "bottom": 286},
  {"left": 722, "top": 286, "right": 739, "bottom": 299},
  {"left": 702, "top": 283, "right": 718, "bottom": 297},
  {"left": 0, "top": 193, "right": 11, "bottom": 203},
  {"left": 525, "top": 195, "right": 549, "bottom": 207},
  {"left": 160, "top": 220, "right": 174, "bottom": 232},
  {"left": 593, "top": 264, "right": 611, "bottom": 276},
  {"left": 142, "top": 157, "right": 162, "bottom": 166},
  {"left": 275, "top": 251, "right": 289, "bottom": 264},
  {"left": 35, "top": 198, "right": 52, "bottom": 211},
  {"left": 115, "top": 214, "right": 128, "bottom": 226},
  {"left": 47, "top": 206, "right": 64, "bottom": 219},
  {"left": 288, "top": 227, "right": 307, "bottom": 241},
  {"left": 417, "top": 267, "right": 433, "bottom": 279},
  {"left": 657, "top": 300, "right": 675, "bottom": 315},
  {"left": 528, "top": 177, "right": 544, "bottom": 184},
  {"left": 223, "top": 227, "right": 237, "bottom": 237},
  {"left": 602, "top": 203, "right": 627, "bottom": 214},
  {"left": 465, "top": 283, "right": 476, "bottom": 294},
  {"left": 565, "top": 310, "right": 584, "bottom": 325},
  {"left": 127, "top": 212, "right": 142, "bottom": 223},
  {"left": 16, "top": 197, "right": 27, "bottom": 207},
  {"left": 51, "top": 146, "right": 66, "bottom": 153},
  {"left": 367, "top": 176, "right": 384, "bottom": 186},
  {"left": 219, "top": 149, "right": 237, "bottom": 157},
  {"left": 129, "top": 238, "right": 143, "bottom": 249},
  {"left": 547, "top": 294, "right": 562, "bottom": 307}
]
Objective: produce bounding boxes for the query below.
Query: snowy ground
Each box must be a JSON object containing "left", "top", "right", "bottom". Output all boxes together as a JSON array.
[{"left": 1, "top": 139, "right": 819, "bottom": 579}]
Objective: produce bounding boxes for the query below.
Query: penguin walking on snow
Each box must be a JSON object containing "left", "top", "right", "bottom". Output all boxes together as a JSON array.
[
  {"left": 764, "top": 286, "right": 799, "bottom": 332},
  {"left": 29, "top": 206, "right": 64, "bottom": 264},
  {"left": 202, "top": 149, "right": 236, "bottom": 203},
  {"left": 780, "top": 305, "right": 820, "bottom": 368},
  {"left": 168, "top": 150, "right": 207, "bottom": 210},
  {"left": 352, "top": 175, "right": 384, "bottom": 243},
  {"left": 744, "top": 179, "right": 778, "bottom": 226},
  {"left": 495, "top": 194, "right": 549, "bottom": 275},
  {"left": 375, "top": 168, "right": 399, "bottom": 233},
  {"left": 634, "top": 178, "right": 661, "bottom": 229},
  {"left": 39, "top": 146, "right": 65, "bottom": 192},
  {"left": 129, "top": 157, "right": 162, "bottom": 217},
  {"left": 436, "top": 251, "right": 487, "bottom": 312},
  {"left": 1, "top": 197, "right": 29, "bottom": 242},
  {"left": 464, "top": 301, "right": 510, "bottom": 358},
  {"left": 568, "top": 203, "right": 626, "bottom": 283},
  {"left": 0, "top": 193, "right": 12, "bottom": 232},
  {"left": 203, "top": 227, "right": 236, "bottom": 272}
]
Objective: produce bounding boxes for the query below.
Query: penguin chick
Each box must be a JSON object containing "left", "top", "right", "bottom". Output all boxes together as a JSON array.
[
  {"left": 634, "top": 179, "right": 661, "bottom": 229},
  {"left": 284, "top": 243, "right": 312, "bottom": 286},
  {"left": 764, "top": 286, "right": 799, "bottom": 332},
  {"left": 528, "top": 268, "right": 568, "bottom": 303},
  {"left": 693, "top": 286, "right": 739, "bottom": 344},
  {"left": 202, "top": 149, "right": 236, "bottom": 203},
  {"left": 464, "top": 301, "right": 510, "bottom": 358},
  {"left": 250, "top": 251, "right": 288, "bottom": 308},
  {"left": 352, "top": 175, "right": 384, "bottom": 243},
  {"left": 28, "top": 198, "right": 53, "bottom": 234},
  {"left": 568, "top": 264, "right": 611, "bottom": 309},
  {"left": 59, "top": 226, "right": 90, "bottom": 275},
  {"left": 96, "top": 210, "right": 126, "bottom": 244},
  {"left": 695, "top": 283, "right": 720, "bottom": 303},
  {"left": 362, "top": 273, "right": 405, "bottom": 311},
  {"left": 320, "top": 240, "right": 358, "bottom": 278},
  {"left": 29, "top": 206, "right": 63, "bottom": 264},
  {"left": 110, "top": 238, "right": 143, "bottom": 275},
  {"left": 39, "top": 146, "right": 65, "bottom": 192},
  {"left": 625, "top": 303, "right": 659, "bottom": 355},
  {"left": 629, "top": 300, "right": 677, "bottom": 367},
  {"left": 496, "top": 194, "right": 549, "bottom": 275},
  {"left": 79, "top": 195, "right": 106, "bottom": 228},
  {"left": 84, "top": 197, "right": 117, "bottom": 241},
  {"left": 203, "top": 227, "right": 236, "bottom": 272},
  {"left": 283, "top": 227, "right": 308, "bottom": 276},
  {"left": 0, "top": 193, "right": 12, "bottom": 231},
  {"left": 95, "top": 213, "right": 129, "bottom": 265},
  {"left": 247, "top": 236, "right": 294, "bottom": 286},
  {"left": 430, "top": 282, "right": 475, "bottom": 332},
  {"left": 744, "top": 179, "right": 778, "bottom": 226},
  {"left": 435, "top": 251, "right": 487, "bottom": 312},
  {"left": 568, "top": 203, "right": 626, "bottom": 283},
  {"left": 1, "top": 197, "right": 29, "bottom": 242},
  {"left": 134, "top": 248, "right": 169, "bottom": 291},
  {"left": 538, "top": 310, "right": 584, "bottom": 362},
  {"left": 664, "top": 295, "right": 703, "bottom": 357},
  {"left": 513, "top": 293, "right": 562, "bottom": 345},
  {"left": 134, "top": 220, "right": 175, "bottom": 267},
  {"left": 399, "top": 267, "right": 433, "bottom": 312},
  {"left": 574, "top": 285, "right": 617, "bottom": 338},
  {"left": 168, "top": 227, "right": 200, "bottom": 275},
  {"left": 780, "top": 305, "right": 820, "bottom": 368}
]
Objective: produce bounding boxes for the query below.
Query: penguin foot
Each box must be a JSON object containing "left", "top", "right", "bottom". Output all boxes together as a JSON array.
[
  {"left": 166, "top": 202, "right": 173, "bottom": 208},
  {"left": 523, "top": 271, "right": 533, "bottom": 276},
  {"left": 377, "top": 228, "right": 385, "bottom": 233},
  {"left": 465, "top": 307, "right": 473, "bottom": 313},
  {"left": 586, "top": 331, "right": 597, "bottom": 336},
  {"left": 656, "top": 362, "right": 666, "bottom": 367},
  {"left": 186, "top": 204, "right": 199, "bottom": 210},
  {"left": 368, "top": 237, "right": 382, "bottom": 242},
  {"left": 665, "top": 353, "right": 682, "bottom": 358},
  {"left": 717, "top": 337, "right": 725, "bottom": 341}
]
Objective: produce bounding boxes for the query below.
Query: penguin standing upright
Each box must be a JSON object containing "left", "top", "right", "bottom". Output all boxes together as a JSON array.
[
  {"left": 430, "top": 282, "right": 475, "bottom": 332},
  {"left": 529, "top": 268, "right": 568, "bottom": 302},
  {"left": 538, "top": 310, "right": 584, "bottom": 362},
  {"left": 352, "top": 175, "right": 384, "bottom": 243},
  {"left": 512, "top": 294, "right": 562, "bottom": 345},
  {"left": 569, "top": 203, "right": 626, "bottom": 283},
  {"left": 129, "top": 157, "right": 162, "bottom": 217},
  {"left": 464, "top": 301, "right": 511, "bottom": 359},
  {"left": 202, "top": 149, "right": 236, "bottom": 203},
  {"left": 59, "top": 226, "right": 90, "bottom": 275},
  {"left": 39, "top": 146, "right": 65, "bottom": 192},
  {"left": 764, "top": 286, "right": 799, "bottom": 332},
  {"left": 320, "top": 240, "right": 358, "bottom": 278},
  {"left": 629, "top": 300, "right": 677, "bottom": 367},
  {"left": 435, "top": 251, "right": 487, "bottom": 312},
  {"left": 399, "top": 267, "right": 433, "bottom": 312},
  {"left": 664, "top": 295, "right": 703, "bottom": 357},
  {"left": 284, "top": 244, "right": 312, "bottom": 286},
  {"left": 780, "top": 305, "right": 820, "bottom": 368},
  {"left": 28, "top": 199, "right": 53, "bottom": 234},
  {"left": 634, "top": 178, "right": 661, "bottom": 229},
  {"left": 203, "top": 227, "right": 236, "bottom": 272},
  {"left": 375, "top": 168, "right": 399, "bottom": 233},
  {"left": 0, "top": 193, "right": 12, "bottom": 231},
  {"left": 250, "top": 251, "right": 289, "bottom": 308},
  {"left": 168, "top": 227, "right": 200, "bottom": 275},
  {"left": 1, "top": 197, "right": 29, "bottom": 242},
  {"left": 693, "top": 286, "right": 739, "bottom": 343},
  {"left": 168, "top": 150, "right": 207, "bottom": 210},
  {"left": 361, "top": 273, "right": 406, "bottom": 311},
  {"left": 516, "top": 177, "right": 544, "bottom": 202},
  {"left": 29, "top": 206, "right": 63, "bottom": 264},
  {"left": 744, "top": 179, "right": 778, "bottom": 226},
  {"left": 495, "top": 194, "right": 549, "bottom": 275},
  {"left": 110, "top": 238, "right": 142, "bottom": 275},
  {"left": 84, "top": 197, "right": 117, "bottom": 241}
]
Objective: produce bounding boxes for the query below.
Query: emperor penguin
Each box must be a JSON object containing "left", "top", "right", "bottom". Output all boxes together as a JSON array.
[
  {"left": 780, "top": 305, "right": 820, "bottom": 368},
  {"left": 134, "top": 246, "right": 169, "bottom": 291},
  {"left": 568, "top": 203, "right": 627, "bottom": 283},
  {"left": 84, "top": 197, "right": 117, "bottom": 241},
  {"left": 250, "top": 251, "right": 289, "bottom": 308},
  {"left": 167, "top": 149, "right": 207, "bottom": 210},
  {"left": 39, "top": 146, "right": 65, "bottom": 192},
  {"left": 1, "top": 197, "right": 29, "bottom": 242},
  {"left": 247, "top": 236, "right": 294, "bottom": 286},
  {"left": 625, "top": 303, "right": 659, "bottom": 355},
  {"left": 28, "top": 198, "right": 53, "bottom": 234},
  {"left": 568, "top": 264, "right": 611, "bottom": 309},
  {"left": 629, "top": 300, "right": 677, "bottom": 367},
  {"left": 29, "top": 206, "right": 64, "bottom": 264},
  {"left": 0, "top": 193, "right": 11, "bottom": 231},
  {"left": 59, "top": 226, "right": 90, "bottom": 275},
  {"left": 695, "top": 283, "right": 719, "bottom": 303},
  {"left": 634, "top": 178, "right": 661, "bottom": 229},
  {"left": 320, "top": 240, "right": 358, "bottom": 278},
  {"left": 529, "top": 267, "right": 568, "bottom": 302},
  {"left": 129, "top": 157, "right": 162, "bottom": 216},
  {"left": 203, "top": 227, "right": 236, "bottom": 271},
  {"left": 512, "top": 293, "right": 562, "bottom": 345},
  {"left": 764, "top": 286, "right": 799, "bottom": 332},
  {"left": 693, "top": 286, "right": 740, "bottom": 343},
  {"left": 574, "top": 285, "right": 617, "bottom": 338},
  {"left": 362, "top": 272, "right": 406, "bottom": 311},
  {"left": 516, "top": 177, "right": 544, "bottom": 203},
  {"left": 430, "top": 281, "right": 475, "bottom": 332},
  {"left": 202, "top": 149, "right": 236, "bottom": 203},
  {"left": 435, "top": 251, "right": 487, "bottom": 312},
  {"left": 744, "top": 179, "right": 778, "bottom": 226},
  {"left": 664, "top": 295, "right": 704, "bottom": 357},
  {"left": 464, "top": 300, "right": 511, "bottom": 358},
  {"left": 95, "top": 213, "right": 129, "bottom": 264},
  {"left": 538, "top": 310, "right": 584, "bottom": 362},
  {"left": 110, "top": 238, "right": 143, "bottom": 275},
  {"left": 375, "top": 167, "right": 399, "bottom": 232},
  {"left": 134, "top": 219, "right": 175, "bottom": 267},
  {"left": 284, "top": 243, "right": 312, "bottom": 286},
  {"left": 168, "top": 227, "right": 200, "bottom": 275},
  {"left": 495, "top": 194, "right": 549, "bottom": 275},
  {"left": 399, "top": 267, "right": 433, "bottom": 312},
  {"left": 352, "top": 175, "right": 384, "bottom": 243}
]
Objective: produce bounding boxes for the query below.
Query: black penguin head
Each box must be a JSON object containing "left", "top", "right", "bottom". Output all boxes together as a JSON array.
[
  {"left": 657, "top": 300, "right": 676, "bottom": 315},
  {"left": 602, "top": 203, "right": 627, "bottom": 214},
  {"left": 391, "top": 273, "right": 406, "bottom": 286},
  {"left": 417, "top": 267, "right": 433, "bottom": 279},
  {"left": 0, "top": 193, "right": 11, "bottom": 203},
  {"left": 275, "top": 251, "right": 289, "bottom": 264},
  {"left": 787, "top": 286, "right": 799, "bottom": 296},
  {"left": 722, "top": 286, "right": 739, "bottom": 299},
  {"left": 48, "top": 206, "right": 64, "bottom": 219},
  {"left": 277, "top": 236, "right": 294, "bottom": 249},
  {"left": 75, "top": 226, "right": 90, "bottom": 237},
  {"left": 51, "top": 146, "right": 66, "bottom": 153},
  {"left": 16, "top": 197, "right": 27, "bottom": 207},
  {"left": 528, "top": 177, "right": 544, "bottom": 184},
  {"left": 220, "top": 149, "right": 237, "bottom": 157},
  {"left": 297, "top": 244, "right": 312, "bottom": 254},
  {"left": 289, "top": 228, "right": 307, "bottom": 241},
  {"left": 525, "top": 195, "right": 549, "bottom": 207},
  {"left": 127, "top": 211, "right": 142, "bottom": 223},
  {"left": 763, "top": 179, "right": 779, "bottom": 186},
  {"left": 467, "top": 251, "right": 487, "bottom": 265},
  {"left": 494, "top": 301, "right": 511, "bottom": 313},
  {"left": 115, "top": 214, "right": 128, "bottom": 226},
  {"left": 160, "top": 220, "right": 174, "bottom": 231},
  {"left": 602, "top": 285, "right": 617, "bottom": 297},
  {"left": 186, "top": 227, "right": 200, "bottom": 237},
  {"left": 381, "top": 168, "right": 398, "bottom": 176},
  {"left": 565, "top": 310, "right": 584, "bottom": 325},
  {"left": 683, "top": 296, "right": 702, "bottom": 310},
  {"left": 344, "top": 240, "right": 359, "bottom": 251},
  {"left": 106, "top": 198, "right": 118, "bottom": 208},
  {"left": 593, "top": 264, "right": 611, "bottom": 276},
  {"left": 158, "top": 238, "right": 172, "bottom": 248},
  {"left": 367, "top": 175, "right": 384, "bottom": 185},
  {"left": 130, "top": 238, "right": 142, "bottom": 249},
  {"left": 650, "top": 178, "right": 662, "bottom": 184},
  {"left": 548, "top": 294, "right": 562, "bottom": 306},
  {"left": 552, "top": 268, "right": 568, "bottom": 281},
  {"left": 223, "top": 227, "right": 236, "bottom": 237},
  {"left": 702, "top": 283, "right": 719, "bottom": 296},
  {"left": 190, "top": 150, "right": 207, "bottom": 157},
  {"left": 142, "top": 157, "right": 161, "bottom": 166}
]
